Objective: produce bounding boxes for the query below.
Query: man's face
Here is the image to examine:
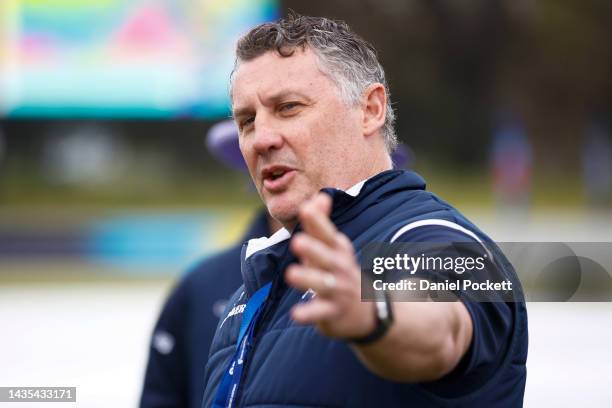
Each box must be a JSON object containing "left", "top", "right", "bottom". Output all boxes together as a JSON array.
[{"left": 232, "top": 48, "right": 366, "bottom": 227}]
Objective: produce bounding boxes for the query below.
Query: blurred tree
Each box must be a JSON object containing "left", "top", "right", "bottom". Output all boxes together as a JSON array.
[
  {"left": 502, "top": 0, "right": 612, "bottom": 173},
  {"left": 283, "top": 0, "right": 612, "bottom": 175}
]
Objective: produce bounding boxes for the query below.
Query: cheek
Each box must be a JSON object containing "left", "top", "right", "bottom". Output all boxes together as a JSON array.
[
  {"left": 238, "top": 139, "right": 250, "bottom": 160},
  {"left": 239, "top": 142, "right": 257, "bottom": 176},
  {"left": 317, "top": 107, "right": 358, "bottom": 154}
]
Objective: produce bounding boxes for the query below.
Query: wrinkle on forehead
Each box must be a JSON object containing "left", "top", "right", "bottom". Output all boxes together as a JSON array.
[{"left": 232, "top": 52, "right": 335, "bottom": 117}]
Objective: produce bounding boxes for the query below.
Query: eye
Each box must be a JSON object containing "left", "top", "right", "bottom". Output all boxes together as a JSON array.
[
  {"left": 279, "top": 102, "right": 301, "bottom": 113},
  {"left": 239, "top": 116, "right": 255, "bottom": 131}
]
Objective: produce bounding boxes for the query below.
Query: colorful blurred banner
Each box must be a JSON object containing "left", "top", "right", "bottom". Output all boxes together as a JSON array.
[{"left": 0, "top": 0, "right": 278, "bottom": 118}]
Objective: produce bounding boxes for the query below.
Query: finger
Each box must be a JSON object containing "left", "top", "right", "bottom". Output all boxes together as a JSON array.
[
  {"left": 291, "top": 298, "right": 338, "bottom": 325},
  {"left": 313, "top": 192, "right": 332, "bottom": 216},
  {"left": 335, "top": 232, "right": 355, "bottom": 254},
  {"left": 291, "top": 233, "right": 340, "bottom": 272},
  {"left": 299, "top": 193, "right": 337, "bottom": 248},
  {"left": 285, "top": 264, "right": 340, "bottom": 297}
]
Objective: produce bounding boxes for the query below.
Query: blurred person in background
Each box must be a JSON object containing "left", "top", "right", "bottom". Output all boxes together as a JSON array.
[
  {"left": 582, "top": 120, "right": 612, "bottom": 207},
  {"left": 140, "top": 120, "right": 281, "bottom": 408},
  {"left": 202, "top": 14, "right": 527, "bottom": 408},
  {"left": 490, "top": 110, "right": 532, "bottom": 213}
]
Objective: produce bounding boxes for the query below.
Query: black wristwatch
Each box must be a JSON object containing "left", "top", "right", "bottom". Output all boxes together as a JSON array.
[{"left": 348, "top": 291, "right": 394, "bottom": 345}]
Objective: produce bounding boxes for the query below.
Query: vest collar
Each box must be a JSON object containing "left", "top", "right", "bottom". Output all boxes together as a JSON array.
[
  {"left": 243, "top": 176, "right": 370, "bottom": 259},
  {"left": 240, "top": 170, "right": 426, "bottom": 295}
]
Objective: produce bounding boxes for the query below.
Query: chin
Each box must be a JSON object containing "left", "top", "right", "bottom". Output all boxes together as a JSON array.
[{"left": 266, "top": 199, "right": 299, "bottom": 229}]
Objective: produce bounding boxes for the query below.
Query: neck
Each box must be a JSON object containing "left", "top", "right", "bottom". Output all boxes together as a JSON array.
[{"left": 345, "top": 152, "right": 392, "bottom": 190}]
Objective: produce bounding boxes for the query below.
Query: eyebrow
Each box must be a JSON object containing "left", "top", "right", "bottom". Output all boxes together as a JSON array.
[
  {"left": 232, "top": 89, "right": 310, "bottom": 119},
  {"left": 232, "top": 106, "right": 254, "bottom": 121}
]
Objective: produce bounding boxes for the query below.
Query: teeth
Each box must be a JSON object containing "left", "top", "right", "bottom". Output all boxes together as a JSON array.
[{"left": 272, "top": 171, "right": 284, "bottom": 176}]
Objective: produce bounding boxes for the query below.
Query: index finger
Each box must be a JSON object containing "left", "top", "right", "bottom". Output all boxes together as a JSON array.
[{"left": 299, "top": 193, "right": 337, "bottom": 247}]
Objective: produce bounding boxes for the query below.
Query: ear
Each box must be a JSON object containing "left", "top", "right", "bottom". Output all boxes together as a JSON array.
[{"left": 361, "top": 83, "right": 387, "bottom": 137}]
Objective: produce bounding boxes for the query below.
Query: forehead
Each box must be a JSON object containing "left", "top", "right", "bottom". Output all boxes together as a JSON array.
[{"left": 231, "top": 48, "right": 334, "bottom": 106}]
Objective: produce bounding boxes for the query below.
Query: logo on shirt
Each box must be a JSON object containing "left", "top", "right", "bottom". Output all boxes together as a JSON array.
[
  {"left": 220, "top": 303, "right": 246, "bottom": 328},
  {"left": 152, "top": 330, "right": 175, "bottom": 355}
]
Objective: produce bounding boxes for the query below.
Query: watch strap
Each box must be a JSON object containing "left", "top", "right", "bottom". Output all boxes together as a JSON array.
[{"left": 348, "top": 292, "right": 393, "bottom": 345}]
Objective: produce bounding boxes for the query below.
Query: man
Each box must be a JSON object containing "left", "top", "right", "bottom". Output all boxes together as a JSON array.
[
  {"left": 140, "top": 121, "right": 411, "bottom": 408},
  {"left": 202, "top": 14, "right": 527, "bottom": 407}
]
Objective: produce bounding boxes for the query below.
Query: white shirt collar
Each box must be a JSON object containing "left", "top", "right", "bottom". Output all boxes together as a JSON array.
[
  {"left": 244, "top": 177, "right": 369, "bottom": 259},
  {"left": 344, "top": 179, "right": 367, "bottom": 197},
  {"left": 244, "top": 227, "right": 291, "bottom": 259}
]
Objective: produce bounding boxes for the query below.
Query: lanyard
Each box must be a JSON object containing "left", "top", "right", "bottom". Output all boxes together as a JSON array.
[{"left": 212, "top": 282, "right": 272, "bottom": 408}]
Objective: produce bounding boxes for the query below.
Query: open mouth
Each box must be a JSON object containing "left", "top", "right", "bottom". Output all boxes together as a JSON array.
[
  {"left": 268, "top": 170, "right": 286, "bottom": 181},
  {"left": 262, "top": 166, "right": 295, "bottom": 192}
]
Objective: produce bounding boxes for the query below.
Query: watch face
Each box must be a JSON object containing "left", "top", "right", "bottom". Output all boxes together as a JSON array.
[
  {"left": 376, "top": 300, "right": 390, "bottom": 321},
  {"left": 375, "top": 295, "right": 394, "bottom": 326}
]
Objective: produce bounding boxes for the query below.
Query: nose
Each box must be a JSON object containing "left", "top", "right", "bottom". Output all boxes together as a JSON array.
[{"left": 252, "top": 116, "right": 284, "bottom": 155}]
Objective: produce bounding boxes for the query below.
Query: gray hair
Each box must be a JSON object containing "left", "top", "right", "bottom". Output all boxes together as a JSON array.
[{"left": 231, "top": 13, "right": 397, "bottom": 153}]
